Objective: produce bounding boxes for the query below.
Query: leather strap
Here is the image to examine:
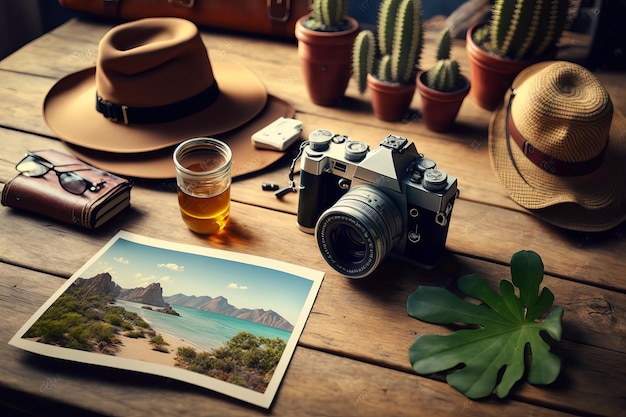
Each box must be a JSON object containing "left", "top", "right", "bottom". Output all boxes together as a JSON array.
[
  {"left": 103, "top": 0, "right": 291, "bottom": 20},
  {"left": 96, "top": 82, "right": 220, "bottom": 125},
  {"left": 168, "top": 0, "right": 196, "bottom": 8},
  {"left": 103, "top": 0, "right": 197, "bottom": 18}
]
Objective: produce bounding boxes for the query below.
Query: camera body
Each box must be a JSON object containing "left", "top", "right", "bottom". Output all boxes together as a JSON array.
[{"left": 297, "top": 130, "right": 458, "bottom": 278}]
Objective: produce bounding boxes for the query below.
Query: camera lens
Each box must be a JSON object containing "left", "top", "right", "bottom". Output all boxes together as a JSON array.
[{"left": 315, "top": 185, "right": 402, "bottom": 278}]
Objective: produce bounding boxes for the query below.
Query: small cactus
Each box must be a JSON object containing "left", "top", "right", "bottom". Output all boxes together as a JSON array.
[
  {"left": 425, "top": 28, "right": 464, "bottom": 92},
  {"left": 426, "top": 59, "right": 462, "bottom": 92},
  {"left": 352, "top": 0, "right": 423, "bottom": 91},
  {"left": 434, "top": 26, "right": 452, "bottom": 61},
  {"left": 304, "top": 0, "right": 348, "bottom": 31},
  {"left": 486, "top": 0, "right": 569, "bottom": 60}
]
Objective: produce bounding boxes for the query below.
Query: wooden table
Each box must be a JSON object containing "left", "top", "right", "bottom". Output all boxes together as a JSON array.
[{"left": 1, "top": 17, "right": 625, "bottom": 417}]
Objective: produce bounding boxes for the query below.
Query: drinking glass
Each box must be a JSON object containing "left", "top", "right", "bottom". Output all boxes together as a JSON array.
[{"left": 173, "top": 138, "right": 232, "bottom": 235}]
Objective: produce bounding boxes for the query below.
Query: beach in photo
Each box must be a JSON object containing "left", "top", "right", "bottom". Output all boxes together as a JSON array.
[{"left": 115, "top": 329, "right": 194, "bottom": 367}]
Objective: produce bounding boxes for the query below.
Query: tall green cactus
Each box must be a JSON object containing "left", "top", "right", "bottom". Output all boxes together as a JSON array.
[
  {"left": 488, "top": 0, "right": 569, "bottom": 60},
  {"left": 391, "top": 0, "right": 423, "bottom": 84},
  {"left": 352, "top": 30, "right": 375, "bottom": 94},
  {"left": 352, "top": 0, "right": 423, "bottom": 91},
  {"left": 425, "top": 27, "right": 464, "bottom": 92},
  {"left": 305, "top": 0, "right": 348, "bottom": 31}
]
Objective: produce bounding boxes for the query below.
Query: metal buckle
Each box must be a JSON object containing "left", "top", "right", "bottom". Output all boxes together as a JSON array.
[
  {"left": 267, "top": 0, "right": 291, "bottom": 23},
  {"left": 97, "top": 96, "right": 129, "bottom": 125},
  {"left": 168, "top": 0, "right": 195, "bottom": 8}
]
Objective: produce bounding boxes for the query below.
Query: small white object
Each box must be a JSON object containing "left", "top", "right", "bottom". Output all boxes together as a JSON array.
[{"left": 252, "top": 117, "right": 303, "bottom": 151}]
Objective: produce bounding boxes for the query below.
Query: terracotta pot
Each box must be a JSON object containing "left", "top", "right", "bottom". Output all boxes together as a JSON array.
[
  {"left": 465, "top": 24, "right": 531, "bottom": 111},
  {"left": 416, "top": 71, "right": 470, "bottom": 132},
  {"left": 295, "top": 15, "right": 360, "bottom": 107},
  {"left": 366, "top": 74, "right": 416, "bottom": 121}
]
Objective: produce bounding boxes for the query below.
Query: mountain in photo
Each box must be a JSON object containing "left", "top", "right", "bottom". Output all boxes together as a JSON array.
[
  {"left": 165, "top": 294, "right": 294, "bottom": 332},
  {"left": 76, "top": 273, "right": 169, "bottom": 309},
  {"left": 118, "top": 282, "right": 168, "bottom": 307},
  {"left": 73, "top": 272, "right": 122, "bottom": 297}
]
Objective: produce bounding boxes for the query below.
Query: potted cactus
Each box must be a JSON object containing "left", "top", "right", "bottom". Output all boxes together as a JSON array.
[
  {"left": 417, "top": 27, "right": 470, "bottom": 132},
  {"left": 466, "top": 0, "right": 569, "bottom": 110},
  {"left": 352, "top": 0, "right": 423, "bottom": 121},
  {"left": 295, "top": 0, "right": 360, "bottom": 106}
]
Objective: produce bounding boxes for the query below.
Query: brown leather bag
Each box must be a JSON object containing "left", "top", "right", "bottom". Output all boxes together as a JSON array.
[{"left": 59, "top": 0, "right": 311, "bottom": 38}]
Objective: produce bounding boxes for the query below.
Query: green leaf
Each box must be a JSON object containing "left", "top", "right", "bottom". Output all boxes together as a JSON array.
[{"left": 407, "top": 250, "right": 563, "bottom": 399}]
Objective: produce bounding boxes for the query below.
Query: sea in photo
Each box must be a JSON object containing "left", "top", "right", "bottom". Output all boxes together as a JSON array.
[{"left": 115, "top": 299, "right": 292, "bottom": 352}]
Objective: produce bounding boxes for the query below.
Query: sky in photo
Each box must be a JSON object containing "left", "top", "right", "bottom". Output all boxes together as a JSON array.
[{"left": 80, "top": 237, "right": 315, "bottom": 325}]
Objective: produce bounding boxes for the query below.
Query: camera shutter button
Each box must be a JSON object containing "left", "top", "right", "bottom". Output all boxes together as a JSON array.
[
  {"left": 344, "top": 141, "right": 369, "bottom": 162},
  {"left": 410, "top": 172, "right": 423, "bottom": 183},
  {"left": 333, "top": 134, "right": 349, "bottom": 144},
  {"left": 422, "top": 168, "right": 448, "bottom": 191}
]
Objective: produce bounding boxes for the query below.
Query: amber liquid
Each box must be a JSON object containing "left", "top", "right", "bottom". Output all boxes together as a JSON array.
[{"left": 177, "top": 162, "right": 231, "bottom": 235}]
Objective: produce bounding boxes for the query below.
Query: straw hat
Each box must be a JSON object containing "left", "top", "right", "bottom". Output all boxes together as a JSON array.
[
  {"left": 43, "top": 17, "right": 293, "bottom": 178},
  {"left": 489, "top": 61, "right": 626, "bottom": 232}
]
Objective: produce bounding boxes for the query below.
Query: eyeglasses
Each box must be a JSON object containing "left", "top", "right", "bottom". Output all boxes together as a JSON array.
[{"left": 16, "top": 152, "right": 107, "bottom": 195}]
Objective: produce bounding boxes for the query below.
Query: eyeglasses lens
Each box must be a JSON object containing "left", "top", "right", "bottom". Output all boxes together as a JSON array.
[
  {"left": 59, "top": 172, "right": 88, "bottom": 195},
  {"left": 17, "top": 157, "right": 50, "bottom": 177}
]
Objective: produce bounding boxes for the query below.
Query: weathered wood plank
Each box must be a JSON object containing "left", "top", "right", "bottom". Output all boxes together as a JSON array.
[
  {"left": 0, "top": 262, "right": 606, "bottom": 417},
  {"left": 1, "top": 183, "right": 624, "bottom": 417},
  {"left": 3, "top": 126, "right": 624, "bottom": 294},
  {"left": 0, "top": 71, "right": 56, "bottom": 136},
  {"left": 2, "top": 123, "right": 625, "bottom": 288}
]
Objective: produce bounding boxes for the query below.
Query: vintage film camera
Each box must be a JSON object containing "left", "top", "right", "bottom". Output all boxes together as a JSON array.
[{"left": 296, "top": 129, "right": 458, "bottom": 278}]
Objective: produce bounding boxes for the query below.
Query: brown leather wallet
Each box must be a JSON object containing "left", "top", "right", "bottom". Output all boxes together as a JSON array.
[{"left": 1, "top": 150, "right": 131, "bottom": 229}]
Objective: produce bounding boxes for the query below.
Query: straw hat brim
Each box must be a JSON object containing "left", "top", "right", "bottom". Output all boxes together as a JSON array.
[
  {"left": 62, "top": 95, "right": 295, "bottom": 180},
  {"left": 489, "top": 64, "right": 626, "bottom": 232},
  {"left": 43, "top": 62, "right": 267, "bottom": 153}
]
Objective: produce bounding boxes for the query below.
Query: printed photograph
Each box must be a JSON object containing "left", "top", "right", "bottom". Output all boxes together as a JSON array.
[{"left": 10, "top": 231, "right": 324, "bottom": 408}]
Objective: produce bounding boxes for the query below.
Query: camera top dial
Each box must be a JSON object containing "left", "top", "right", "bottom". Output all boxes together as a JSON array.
[
  {"left": 344, "top": 141, "right": 369, "bottom": 162},
  {"left": 422, "top": 168, "right": 449, "bottom": 191},
  {"left": 308, "top": 129, "right": 334, "bottom": 151}
]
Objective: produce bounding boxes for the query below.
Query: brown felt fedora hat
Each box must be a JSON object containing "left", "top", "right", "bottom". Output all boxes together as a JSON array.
[
  {"left": 43, "top": 18, "right": 294, "bottom": 178},
  {"left": 489, "top": 61, "right": 626, "bottom": 232}
]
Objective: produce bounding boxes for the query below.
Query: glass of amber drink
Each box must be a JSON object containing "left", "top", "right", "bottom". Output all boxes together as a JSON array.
[{"left": 173, "top": 138, "right": 232, "bottom": 235}]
